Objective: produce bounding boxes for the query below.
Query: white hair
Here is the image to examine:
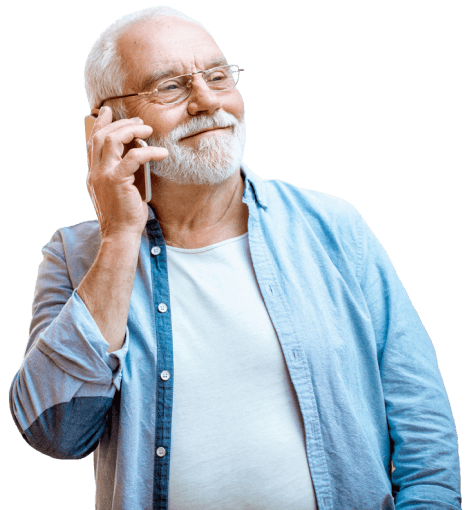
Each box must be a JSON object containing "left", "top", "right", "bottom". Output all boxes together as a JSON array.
[{"left": 84, "top": 6, "right": 209, "bottom": 118}]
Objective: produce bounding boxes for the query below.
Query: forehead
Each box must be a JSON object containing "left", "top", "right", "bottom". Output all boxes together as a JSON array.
[{"left": 118, "top": 17, "right": 224, "bottom": 80}]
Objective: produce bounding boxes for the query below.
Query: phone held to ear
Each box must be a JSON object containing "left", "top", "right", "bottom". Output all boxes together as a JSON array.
[{"left": 85, "top": 115, "right": 152, "bottom": 203}]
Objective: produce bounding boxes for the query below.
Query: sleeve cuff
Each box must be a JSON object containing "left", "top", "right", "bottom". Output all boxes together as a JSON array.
[{"left": 36, "top": 289, "right": 129, "bottom": 387}]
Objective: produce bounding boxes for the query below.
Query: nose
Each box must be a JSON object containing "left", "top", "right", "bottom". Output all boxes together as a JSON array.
[{"left": 186, "top": 74, "right": 222, "bottom": 117}]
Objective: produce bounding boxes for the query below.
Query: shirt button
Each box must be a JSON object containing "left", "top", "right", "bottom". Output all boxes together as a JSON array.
[
  {"left": 156, "top": 447, "right": 166, "bottom": 457},
  {"left": 151, "top": 246, "right": 161, "bottom": 256},
  {"left": 158, "top": 303, "right": 168, "bottom": 313},
  {"left": 160, "top": 370, "right": 171, "bottom": 381}
]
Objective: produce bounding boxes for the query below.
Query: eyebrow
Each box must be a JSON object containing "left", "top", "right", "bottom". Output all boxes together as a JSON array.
[{"left": 138, "top": 57, "right": 228, "bottom": 91}]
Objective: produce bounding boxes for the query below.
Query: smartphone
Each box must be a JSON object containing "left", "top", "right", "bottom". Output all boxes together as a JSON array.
[{"left": 85, "top": 115, "right": 152, "bottom": 202}]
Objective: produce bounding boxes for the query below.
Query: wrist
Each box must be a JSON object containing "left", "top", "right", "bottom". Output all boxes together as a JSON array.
[
  {"left": 100, "top": 230, "right": 143, "bottom": 246},
  {"left": 98, "top": 232, "right": 142, "bottom": 266}
]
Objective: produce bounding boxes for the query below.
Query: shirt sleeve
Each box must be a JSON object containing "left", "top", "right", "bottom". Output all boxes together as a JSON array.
[
  {"left": 9, "top": 230, "right": 129, "bottom": 460},
  {"left": 358, "top": 215, "right": 461, "bottom": 509}
]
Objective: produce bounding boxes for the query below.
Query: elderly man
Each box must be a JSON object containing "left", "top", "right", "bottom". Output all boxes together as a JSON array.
[{"left": 9, "top": 6, "right": 461, "bottom": 510}]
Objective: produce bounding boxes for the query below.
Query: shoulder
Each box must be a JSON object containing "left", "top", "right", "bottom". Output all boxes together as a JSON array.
[
  {"left": 263, "top": 177, "right": 363, "bottom": 235},
  {"left": 45, "top": 219, "right": 101, "bottom": 257},
  {"left": 253, "top": 176, "right": 366, "bottom": 277}
]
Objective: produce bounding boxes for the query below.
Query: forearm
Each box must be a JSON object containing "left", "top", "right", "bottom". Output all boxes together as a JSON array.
[
  {"left": 77, "top": 233, "right": 141, "bottom": 353},
  {"left": 10, "top": 227, "right": 134, "bottom": 459}
]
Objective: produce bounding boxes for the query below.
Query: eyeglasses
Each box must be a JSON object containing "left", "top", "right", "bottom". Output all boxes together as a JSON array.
[{"left": 97, "top": 65, "right": 244, "bottom": 108}]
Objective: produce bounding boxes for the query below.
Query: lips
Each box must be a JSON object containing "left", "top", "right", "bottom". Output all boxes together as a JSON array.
[{"left": 181, "top": 126, "right": 231, "bottom": 139}]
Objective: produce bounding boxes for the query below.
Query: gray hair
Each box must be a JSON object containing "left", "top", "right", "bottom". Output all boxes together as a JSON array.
[{"left": 84, "top": 6, "right": 208, "bottom": 119}]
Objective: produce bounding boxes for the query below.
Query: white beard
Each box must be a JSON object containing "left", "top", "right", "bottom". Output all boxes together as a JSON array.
[{"left": 146, "top": 110, "right": 246, "bottom": 185}]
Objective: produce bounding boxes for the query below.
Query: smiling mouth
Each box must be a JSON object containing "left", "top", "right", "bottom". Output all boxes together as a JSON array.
[{"left": 181, "top": 126, "right": 232, "bottom": 140}]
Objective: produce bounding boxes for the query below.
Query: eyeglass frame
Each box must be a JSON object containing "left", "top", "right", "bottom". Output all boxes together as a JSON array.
[{"left": 96, "top": 64, "right": 244, "bottom": 109}]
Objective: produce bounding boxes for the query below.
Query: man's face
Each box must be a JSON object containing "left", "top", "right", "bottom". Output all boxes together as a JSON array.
[{"left": 118, "top": 17, "right": 246, "bottom": 185}]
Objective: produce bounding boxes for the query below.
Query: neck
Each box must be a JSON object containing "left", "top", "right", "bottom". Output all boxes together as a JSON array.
[{"left": 149, "top": 169, "right": 248, "bottom": 249}]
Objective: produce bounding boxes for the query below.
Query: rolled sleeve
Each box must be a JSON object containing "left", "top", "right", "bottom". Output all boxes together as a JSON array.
[
  {"left": 9, "top": 227, "right": 130, "bottom": 459},
  {"left": 36, "top": 289, "right": 129, "bottom": 389}
]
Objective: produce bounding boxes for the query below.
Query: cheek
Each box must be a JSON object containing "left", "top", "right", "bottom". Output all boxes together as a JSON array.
[
  {"left": 227, "top": 89, "right": 245, "bottom": 121},
  {"left": 131, "top": 101, "right": 183, "bottom": 139},
  {"left": 127, "top": 98, "right": 184, "bottom": 138}
]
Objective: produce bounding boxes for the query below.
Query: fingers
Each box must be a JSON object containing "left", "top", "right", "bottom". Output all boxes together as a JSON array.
[
  {"left": 95, "top": 123, "right": 153, "bottom": 168},
  {"left": 91, "top": 106, "right": 112, "bottom": 135},
  {"left": 86, "top": 106, "right": 168, "bottom": 182},
  {"left": 119, "top": 147, "right": 169, "bottom": 178},
  {"left": 84, "top": 106, "right": 168, "bottom": 238},
  {"left": 86, "top": 107, "right": 112, "bottom": 157},
  {"left": 89, "top": 120, "right": 153, "bottom": 169},
  {"left": 87, "top": 106, "right": 140, "bottom": 162}
]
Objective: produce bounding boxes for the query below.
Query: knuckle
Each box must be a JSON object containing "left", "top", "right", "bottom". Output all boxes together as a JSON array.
[
  {"left": 127, "top": 147, "right": 140, "bottom": 158},
  {"left": 103, "top": 133, "right": 116, "bottom": 145}
]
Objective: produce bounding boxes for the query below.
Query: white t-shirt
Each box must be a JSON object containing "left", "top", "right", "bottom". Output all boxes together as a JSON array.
[{"left": 167, "top": 233, "right": 317, "bottom": 510}]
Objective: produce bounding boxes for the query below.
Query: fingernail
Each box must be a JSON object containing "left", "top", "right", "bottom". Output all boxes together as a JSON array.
[
  {"left": 99, "top": 106, "right": 105, "bottom": 115},
  {"left": 131, "top": 117, "right": 142, "bottom": 123}
]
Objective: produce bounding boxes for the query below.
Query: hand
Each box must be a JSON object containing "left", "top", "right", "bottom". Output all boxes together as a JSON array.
[{"left": 86, "top": 106, "right": 168, "bottom": 239}]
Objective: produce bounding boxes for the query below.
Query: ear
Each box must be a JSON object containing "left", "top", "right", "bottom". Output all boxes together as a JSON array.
[{"left": 91, "top": 108, "right": 100, "bottom": 117}]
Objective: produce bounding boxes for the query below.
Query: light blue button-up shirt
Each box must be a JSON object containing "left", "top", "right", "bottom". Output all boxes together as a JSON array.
[{"left": 9, "top": 164, "right": 461, "bottom": 509}]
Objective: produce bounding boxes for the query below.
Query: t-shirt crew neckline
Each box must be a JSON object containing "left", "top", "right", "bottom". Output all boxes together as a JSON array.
[{"left": 165, "top": 232, "right": 248, "bottom": 254}]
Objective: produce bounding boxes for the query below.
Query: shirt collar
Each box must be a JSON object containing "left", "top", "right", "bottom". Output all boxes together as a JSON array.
[{"left": 240, "top": 163, "right": 268, "bottom": 210}]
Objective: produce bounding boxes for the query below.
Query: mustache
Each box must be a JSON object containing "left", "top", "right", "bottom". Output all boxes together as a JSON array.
[{"left": 157, "top": 111, "right": 239, "bottom": 144}]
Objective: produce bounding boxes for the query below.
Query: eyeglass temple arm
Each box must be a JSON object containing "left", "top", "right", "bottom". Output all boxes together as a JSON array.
[{"left": 96, "top": 90, "right": 155, "bottom": 110}]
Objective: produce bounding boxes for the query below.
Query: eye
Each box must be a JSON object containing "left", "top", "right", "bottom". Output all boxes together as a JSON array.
[
  {"left": 159, "top": 81, "right": 184, "bottom": 92},
  {"left": 207, "top": 71, "right": 227, "bottom": 83}
]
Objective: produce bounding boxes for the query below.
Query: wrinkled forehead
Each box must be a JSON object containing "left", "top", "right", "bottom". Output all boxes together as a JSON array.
[{"left": 118, "top": 16, "right": 224, "bottom": 80}]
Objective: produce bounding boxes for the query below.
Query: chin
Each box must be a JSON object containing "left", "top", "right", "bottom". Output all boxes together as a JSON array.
[
  {"left": 148, "top": 115, "right": 246, "bottom": 185},
  {"left": 150, "top": 156, "right": 241, "bottom": 185},
  {"left": 149, "top": 122, "right": 246, "bottom": 185}
]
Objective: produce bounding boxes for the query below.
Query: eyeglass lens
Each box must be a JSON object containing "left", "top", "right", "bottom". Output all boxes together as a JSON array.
[{"left": 157, "top": 65, "right": 240, "bottom": 104}]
